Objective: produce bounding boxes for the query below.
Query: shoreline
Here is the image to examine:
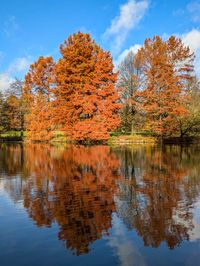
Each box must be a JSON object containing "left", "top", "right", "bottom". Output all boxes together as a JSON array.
[{"left": 0, "top": 135, "right": 199, "bottom": 145}]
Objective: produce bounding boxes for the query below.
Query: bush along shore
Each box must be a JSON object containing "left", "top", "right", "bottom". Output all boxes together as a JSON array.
[{"left": 0, "top": 131, "right": 23, "bottom": 142}]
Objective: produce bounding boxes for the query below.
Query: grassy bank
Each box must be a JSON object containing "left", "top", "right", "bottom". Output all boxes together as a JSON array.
[
  {"left": 0, "top": 131, "right": 199, "bottom": 144},
  {"left": 0, "top": 131, "right": 23, "bottom": 141},
  {"left": 108, "top": 134, "right": 157, "bottom": 145}
]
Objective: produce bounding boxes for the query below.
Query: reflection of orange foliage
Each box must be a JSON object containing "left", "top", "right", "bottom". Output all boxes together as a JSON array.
[
  {"left": 21, "top": 145, "right": 120, "bottom": 255},
  {"left": 0, "top": 143, "right": 23, "bottom": 175},
  {"left": 2, "top": 144, "right": 200, "bottom": 254},
  {"left": 115, "top": 145, "right": 199, "bottom": 249}
]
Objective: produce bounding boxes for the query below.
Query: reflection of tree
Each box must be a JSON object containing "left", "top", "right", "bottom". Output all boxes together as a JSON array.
[
  {"left": 114, "top": 145, "right": 200, "bottom": 249},
  {"left": 0, "top": 143, "right": 27, "bottom": 202},
  {"left": 1, "top": 144, "right": 120, "bottom": 255},
  {"left": 0, "top": 143, "right": 23, "bottom": 177},
  {"left": 2, "top": 143, "right": 200, "bottom": 254}
]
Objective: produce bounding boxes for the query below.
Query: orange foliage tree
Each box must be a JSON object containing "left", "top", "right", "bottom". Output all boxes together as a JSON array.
[
  {"left": 54, "top": 32, "right": 121, "bottom": 141},
  {"left": 134, "top": 36, "right": 194, "bottom": 137},
  {"left": 1, "top": 95, "right": 21, "bottom": 131},
  {"left": 24, "top": 56, "right": 55, "bottom": 141}
]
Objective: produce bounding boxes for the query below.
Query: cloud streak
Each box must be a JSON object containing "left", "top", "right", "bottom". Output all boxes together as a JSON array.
[
  {"left": 103, "top": 0, "right": 149, "bottom": 55},
  {"left": 7, "top": 56, "right": 33, "bottom": 74},
  {"left": 3, "top": 16, "right": 19, "bottom": 38},
  {"left": 187, "top": 1, "right": 200, "bottom": 22},
  {"left": 0, "top": 52, "right": 5, "bottom": 66}
]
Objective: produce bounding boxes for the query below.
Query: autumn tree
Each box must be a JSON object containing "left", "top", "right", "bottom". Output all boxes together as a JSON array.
[
  {"left": 117, "top": 51, "right": 143, "bottom": 133},
  {"left": 5, "top": 78, "right": 24, "bottom": 98},
  {"left": 54, "top": 32, "right": 121, "bottom": 141},
  {"left": 1, "top": 95, "right": 21, "bottom": 131},
  {"left": 134, "top": 36, "right": 194, "bottom": 137},
  {"left": 24, "top": 56, "right": 55, "bottom": 141},
  {"left": 0, "top": 79, "right": 25, "bottom": 134},
  {"left": 6, "top": 79, "right": 25, "bottom": 136},
  {"left": 0, "top": 92, "right": 4, "bottom": 132},
  {"left": 176, "top": 77, "right": 200, "bottom": 137}
]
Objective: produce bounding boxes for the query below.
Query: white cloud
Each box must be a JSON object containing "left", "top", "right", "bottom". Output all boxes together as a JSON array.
[
  {"left": 0, "top": 52, "right": 4, "bottom": 60},
  {"left": 0, "top": 52, "right": 4, "bottom": 66},
  {"left": 0, "top": 56, "right": 33, "bottom": 93},
  {"left": 103, "top": 0, "right": 149, "bottom": 55},
  {"left": 8, "top": 56, "right": 32, "bottom": 74},
  {"left": 181, "top": 29, "right": 200, "bottom": 52},
  {"left": 115, "top": 29, "right": 200, "bottom": 75},
  {"left": 114, "top": 44, "right": 141, "bottom": 67},
  {"left": 181, "top": 29, "right": 200, "bottom": 76},
  {"left": 0, "top": 73, "right": 14, "bottom": 93},
  {"left": 172, "top": 8, "right": 185, "bottom": 17},
  {"left": 187, "top": 1, "right": 200, "bottom": 22}
]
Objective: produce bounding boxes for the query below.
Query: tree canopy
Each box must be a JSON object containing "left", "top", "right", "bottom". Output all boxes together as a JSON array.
[{"left": 0, "top": 33, "right": 199, "bottom": 141}]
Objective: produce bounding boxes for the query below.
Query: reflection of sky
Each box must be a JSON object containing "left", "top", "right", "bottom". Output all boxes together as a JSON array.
[
  {"left": 108, "top": 213, "right": 146, "bottom": 266},
  {"left": 190, "top": 198, "right": 200, "bottom": 241},
  {"left": 0, "top": 180, "right": 3, "bottom": 191},
  {"left": 171, "top": 196, "right": 200, "bottom": 243},
  {"left": 0, "top": 177, "right": 24, "bottom": 208}
]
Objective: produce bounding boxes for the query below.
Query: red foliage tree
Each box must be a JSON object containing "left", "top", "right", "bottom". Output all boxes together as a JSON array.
[
  {"left": 54, "top": 32, "right": 121, "bottom": 141},
  {"left": 24, "top": 56, "right": 55, "bottom": 141},
  {"left": 134, "top": 36, "right": 194, "bottom": 137}
]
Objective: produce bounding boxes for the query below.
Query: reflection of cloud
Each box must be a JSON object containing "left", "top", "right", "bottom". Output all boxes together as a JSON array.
[
  {"left": 190, "top": 199, "right": 200, "bottom": 241},
  {"left": 0, "top": 180, "right": 4, "bottom": 191},
  {"left": 172, "top": 198, "right": 200, "bottom": 242},
  {"left": 108, "top": 213, "right": 146, "bottom": 266},
  {"left": 190, "top": 221, "right": 200, "bottom": 241},
  {"left": 103, "top": 0, "right": 149, "bottom": 55}
]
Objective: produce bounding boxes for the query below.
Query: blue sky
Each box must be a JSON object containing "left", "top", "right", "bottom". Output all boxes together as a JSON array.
[{"left": 0, "top": 0, "right": 200, "bottom": 91}]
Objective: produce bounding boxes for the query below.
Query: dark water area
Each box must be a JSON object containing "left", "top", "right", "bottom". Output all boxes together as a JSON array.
[{"left": 0, "top": 143, "right": 200, "bottom": 266}]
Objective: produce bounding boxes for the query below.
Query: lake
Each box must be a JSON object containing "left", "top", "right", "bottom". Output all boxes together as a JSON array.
[{"left": 0, "top": 143, "right": 200, "bottom": 266}]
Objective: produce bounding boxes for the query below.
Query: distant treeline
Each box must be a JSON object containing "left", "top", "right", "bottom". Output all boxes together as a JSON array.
[{"left": 0, "top": 32, "right": 200, "bottom": 141}]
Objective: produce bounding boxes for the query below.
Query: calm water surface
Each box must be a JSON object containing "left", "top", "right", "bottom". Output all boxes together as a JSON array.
[{"left": 0, "top": 143, "right": 200, "bottom": 266}]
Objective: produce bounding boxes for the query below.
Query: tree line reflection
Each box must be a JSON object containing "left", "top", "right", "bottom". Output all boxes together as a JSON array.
[{"left": 1, "top": 143, "right": 200, "bottom": 254}]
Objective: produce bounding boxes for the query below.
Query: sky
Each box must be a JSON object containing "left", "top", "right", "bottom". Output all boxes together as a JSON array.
[{"left": 0, "top": 0, "right": 200, "bottom": 91}]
